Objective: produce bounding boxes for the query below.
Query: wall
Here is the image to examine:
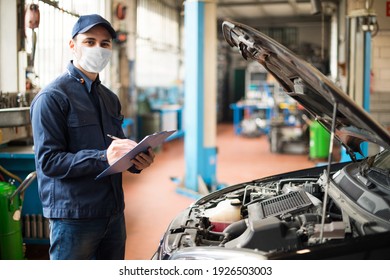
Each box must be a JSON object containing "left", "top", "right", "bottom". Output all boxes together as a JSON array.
[
  {"left": 371, "top": 0, "right": 390, "bottom": 129},
  {"left": 0, "top": 0, "right": 18, "bottom": 92},
  {"left": 372, "top": 31, "right": 390, "bottom": 128},
  {"left": 297, "top": 22, "right": 329, "bottom": 51}
]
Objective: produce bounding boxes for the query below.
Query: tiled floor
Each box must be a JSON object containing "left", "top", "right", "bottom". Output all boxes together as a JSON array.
[{"left": 123, "top": 123, "right": 315, "bottom": 260}]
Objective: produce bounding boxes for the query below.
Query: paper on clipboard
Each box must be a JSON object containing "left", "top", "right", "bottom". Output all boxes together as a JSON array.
[{"left": 95, "top": 130, "right": 176, "bottom": 179}]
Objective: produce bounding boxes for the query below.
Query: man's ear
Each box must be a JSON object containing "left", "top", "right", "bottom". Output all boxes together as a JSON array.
[{"left": 69, "top": 38, "right": 75, "bottom": 50}]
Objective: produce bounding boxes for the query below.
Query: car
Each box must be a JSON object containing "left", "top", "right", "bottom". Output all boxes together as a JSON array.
[{"left": 152, "top": 20, "right": 390, "bottom": 260}]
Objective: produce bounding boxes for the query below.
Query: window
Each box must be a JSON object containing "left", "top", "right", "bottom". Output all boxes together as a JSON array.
[
  {"left": 31, "top": 0, "right": 104, "bottom": 88},
  {"left": 136, "top": 0, "right": 181, "bottom": 87}
]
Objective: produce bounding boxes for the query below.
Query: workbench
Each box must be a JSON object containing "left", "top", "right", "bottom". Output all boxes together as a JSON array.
[
  {"left": 230, "top": 101, "right": 273, "bottom": 135},
  {"left": 152, "top": 104, "right": 184, "bottom": 141}
]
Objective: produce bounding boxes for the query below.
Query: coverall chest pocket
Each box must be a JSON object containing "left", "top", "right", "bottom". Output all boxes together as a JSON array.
[{"left": 67, "top": 114, "right": 101, "bottom": 150}]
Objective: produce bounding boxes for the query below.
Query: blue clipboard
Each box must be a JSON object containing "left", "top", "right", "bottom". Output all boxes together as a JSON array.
[{"left": 95, "top": 130, "right": 176, "bottom": 179}]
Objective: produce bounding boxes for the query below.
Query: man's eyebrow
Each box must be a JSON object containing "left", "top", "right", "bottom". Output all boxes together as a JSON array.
[
  {"left": 82, "top": 37, "right": 97, "bottom": 41},
  {"left": 81, "top": 37, "right": 112, "bottom": 43}
]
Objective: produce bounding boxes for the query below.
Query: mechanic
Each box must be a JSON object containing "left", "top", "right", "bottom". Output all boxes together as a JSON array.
[{"left": 30, "top": 14, "right": 155, "bottom": 260}]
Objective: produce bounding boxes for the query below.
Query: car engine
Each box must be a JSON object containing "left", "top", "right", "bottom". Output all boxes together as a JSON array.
[{"left": 164, "top": 161, "right": 390, "bottom": 256}]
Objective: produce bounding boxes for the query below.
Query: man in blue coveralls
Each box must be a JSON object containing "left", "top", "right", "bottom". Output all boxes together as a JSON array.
[{"left": 30, "top": 14, "right": 155, "bottom": 260}]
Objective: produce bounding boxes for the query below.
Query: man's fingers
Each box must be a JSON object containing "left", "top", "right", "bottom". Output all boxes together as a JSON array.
[{"left": 131, "top": 148, "right": 155, "bottom": 170}]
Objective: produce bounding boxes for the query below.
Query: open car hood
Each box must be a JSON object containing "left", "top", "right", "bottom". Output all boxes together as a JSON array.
[{"left": 222, "top": 20, "right": 390, "bottom": 156}]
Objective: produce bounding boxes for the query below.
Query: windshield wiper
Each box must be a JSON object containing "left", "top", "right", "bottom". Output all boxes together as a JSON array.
[{"left": 359, "top": 155, "right": 376, "bottom": 176}]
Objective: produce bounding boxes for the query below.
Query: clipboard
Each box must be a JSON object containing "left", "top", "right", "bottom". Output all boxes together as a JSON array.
[{"left": 95, "top": 130, "right": 176, "bottom": 179}]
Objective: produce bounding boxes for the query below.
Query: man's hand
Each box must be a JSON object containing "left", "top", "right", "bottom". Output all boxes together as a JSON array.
[
  {"left": 107, "top": 138, "right": 138, "bottom": 165},
  {"left": 107, "top": 139, "right": 155, "bottom": 170},
  {"left": 130, "top": 147, "right": 155, "bottom": 171}
]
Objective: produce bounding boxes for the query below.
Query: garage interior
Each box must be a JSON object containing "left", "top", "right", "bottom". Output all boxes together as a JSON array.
[{"left": 1, "top": 0, "right": 390, "bottom": 260}]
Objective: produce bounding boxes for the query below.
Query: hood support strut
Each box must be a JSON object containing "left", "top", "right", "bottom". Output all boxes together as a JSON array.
[{"left": 320, "top": 98, "right": 338, "bottom": 243}]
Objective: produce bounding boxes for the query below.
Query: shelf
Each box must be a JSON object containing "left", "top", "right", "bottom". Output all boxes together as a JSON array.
[{"left": 23, "top": 238, "right": 50, "bottom": 245}]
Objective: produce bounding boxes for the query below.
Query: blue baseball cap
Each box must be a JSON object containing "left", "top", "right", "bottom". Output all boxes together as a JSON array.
[{"left": 72, "top": 14, "right": 116, "bottom": 39}]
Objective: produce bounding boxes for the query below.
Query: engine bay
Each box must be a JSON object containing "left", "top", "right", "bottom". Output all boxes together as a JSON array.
[{"left": 166, "top": 160, "right": 390, "bottom": 255}]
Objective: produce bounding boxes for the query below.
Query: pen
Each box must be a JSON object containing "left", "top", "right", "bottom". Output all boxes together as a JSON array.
[{"left": 107, "top": 134, "right": 121, "bottom": 140}]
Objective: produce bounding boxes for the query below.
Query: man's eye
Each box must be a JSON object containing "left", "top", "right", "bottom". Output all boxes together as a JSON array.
[
  {"left": 85, "top": 41, "right": 95, "bottom": 46},
  {"left": 101, "top": 42, "right": 112, "bottom": 48}
]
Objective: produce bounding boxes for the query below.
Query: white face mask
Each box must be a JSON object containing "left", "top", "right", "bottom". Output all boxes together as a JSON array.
[{"left": 75, "top": 46, "right": 112, "bottom": 73}]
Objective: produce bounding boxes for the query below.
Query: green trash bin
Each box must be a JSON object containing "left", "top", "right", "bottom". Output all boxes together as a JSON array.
[
  {"left": 0, "top": 182, "right": 24, "bottom": 260},
  {"left": 309, "top": 120, "right": 330, "bottom": 159}
]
